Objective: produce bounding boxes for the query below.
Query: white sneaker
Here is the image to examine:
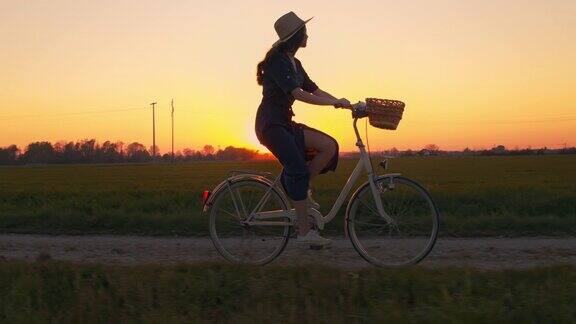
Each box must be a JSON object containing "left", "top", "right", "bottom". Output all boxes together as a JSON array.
[
  {"left": 296, "top": 230, "right": 332, "bottom": 246},
  {"left": 307, "top": 189, "right": 320, "bottom": 209}
]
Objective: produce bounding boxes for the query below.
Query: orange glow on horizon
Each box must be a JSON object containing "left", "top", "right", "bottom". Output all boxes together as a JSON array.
[{"left": 1, "top": 0, "right": 575, "bottom": 153}]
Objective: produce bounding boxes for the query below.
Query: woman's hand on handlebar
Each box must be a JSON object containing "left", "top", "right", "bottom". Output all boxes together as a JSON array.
[
  {"left": 333, "top": 98, "right": 351, "bottom": 109},
  {"left": 352, "top": 101, "right": 367, "bottom": 111}
]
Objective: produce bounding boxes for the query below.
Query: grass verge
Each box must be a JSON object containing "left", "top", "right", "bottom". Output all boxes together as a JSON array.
[{"left": 0, "top": 261, "right": 575, "bottom": 323}]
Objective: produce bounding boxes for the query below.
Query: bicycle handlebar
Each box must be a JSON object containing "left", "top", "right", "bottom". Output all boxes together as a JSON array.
[
  {"left": 339, "top": 101, "right": 365, "bottom": 110},
  {"left": 344, "top": 101, "right": 368, "bottom": 119},
  {"left": 352, "top": 101, "right": 367, "bottom": 111}
]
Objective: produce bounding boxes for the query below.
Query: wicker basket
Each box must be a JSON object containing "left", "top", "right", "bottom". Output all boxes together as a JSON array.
[{"left": 366, "top": 98, "right": 405, "bottom": 130}]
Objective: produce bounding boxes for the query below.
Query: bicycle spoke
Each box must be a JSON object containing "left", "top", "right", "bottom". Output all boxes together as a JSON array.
[
  {"left": 398, "top": 191, "right": 418, "bottom": 215},
  {"left": 348, "top": 177, "right": 439, "bottom": 266},
  {"left": 219, "top": 207, "right": 241, "bottom": 220},
  {"left": 210, "top": 179, "right": 289, "bottom": 265},
  {"left": 243, "top": 187, "right": 260, "bottom": 214},
  {"left": 361, "top": 224, "right": 392, "bottom": 236},
  {"left": 354, "top": 220, "right": 391, "bottom": 229},
  {"left": 236, "top": 188, "right": 249, "bottom": 218},
  {"left": 358, "top": 195, "right": 380, "bottom": 217},
  {"left": 244, "top": 188, "right": 264, "bottom": 220}
]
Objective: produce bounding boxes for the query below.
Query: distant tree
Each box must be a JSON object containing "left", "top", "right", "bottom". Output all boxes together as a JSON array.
[
  {"left": 202, "top": 145, "right": 215, "bottom": 156},
  {"left": 60, "top": 141, "right": 82, "bottom": 163},
  {"left": 536, "top": 147, "right": 547, "bottom": 155},
  {"left": 491, "top": 145, "right": 506, "bottom": 155},
  {"left": 389, "top": 147, "right": 399, "bottom": 156},
  {"left": 216, "top": 146, "right": 259, "bottom": 161},
  {"left": 0, "top": 144, "right": 20, "bottom": 164},
  {"left": 418, "top": 144, "right": 440, "bottom": 156},
  {"left": 182, "top": 148, "right": 195, "bottom": 157},
  {"left": 561, "top": 147, "right": 576, "bottom": 154},
  {"left": 115, "top": 141, "right": 125, "bottom": 156},
  {"left": 98, "top": 141, "right": 123, "bottom": 163},
  {"left": 53, "top": 141, "right": 67, "bottom": 153},
  {"left": 21, "top": 141, "right": 55, "bottom": 164},
  {"left": 78, "top": 139, "right": 98, "bottom": 162},
  {"left": 402, "top": 149, "right": 414, "bottom": 157},
  {"left": 126, "top": 142, "right": 150, "bottom": 162},
  {"left": 424, "top": 144, "right": 440, "bottom": 152}
]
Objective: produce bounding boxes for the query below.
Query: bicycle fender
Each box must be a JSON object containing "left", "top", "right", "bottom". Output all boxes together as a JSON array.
[{"left": 202, "top": 175, "right": 288, "bottom": 213}]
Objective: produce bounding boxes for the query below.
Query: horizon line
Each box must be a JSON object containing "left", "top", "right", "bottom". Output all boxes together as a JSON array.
[{"left": 1, "top": 138, "right": 573, "bottom": 153}]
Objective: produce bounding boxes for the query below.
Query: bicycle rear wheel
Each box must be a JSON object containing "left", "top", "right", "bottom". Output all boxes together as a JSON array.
[
  {"left": 209, "top": 178, "right": 291, "bottom": 265},
  {"left": 346, "top": 176, "right": 439, "bottom": 266}
]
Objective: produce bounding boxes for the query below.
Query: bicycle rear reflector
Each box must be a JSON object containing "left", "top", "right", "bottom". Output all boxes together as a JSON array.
[{"left": 202, "top": 190, "right": 211, "bottom": 206}]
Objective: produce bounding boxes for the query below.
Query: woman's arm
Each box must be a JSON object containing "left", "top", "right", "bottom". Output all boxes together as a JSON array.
[
  {"left": 292, "top": 88, "right": 336, "bottom": 106},
  {"left": 291, "top": 88, "right": 350, "bottom": 108},
  {"left": 313, "top": 88, "right": 338, "bottom": 101}
]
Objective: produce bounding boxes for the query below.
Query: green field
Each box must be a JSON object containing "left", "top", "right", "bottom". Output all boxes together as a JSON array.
[
  {"left": 0, "top": 261, "right": 575, "bottom": 323},
  {"left": 1, "top": 155, "right": 575, "bottom": 236}
]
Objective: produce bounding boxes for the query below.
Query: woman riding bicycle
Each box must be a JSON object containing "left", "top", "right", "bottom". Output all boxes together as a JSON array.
[{"left": 255, "top": 12, "right": 352, "bottom": 246}]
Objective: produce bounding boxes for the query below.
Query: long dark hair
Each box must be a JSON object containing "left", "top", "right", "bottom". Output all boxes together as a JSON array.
[{"left": 256, "top": 26, "right": 307, "bottom": 85}]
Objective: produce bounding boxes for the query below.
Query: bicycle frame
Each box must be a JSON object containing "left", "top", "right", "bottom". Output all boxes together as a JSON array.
[{"left": 244, "top": 117, "right": 398, "bottom": 230}]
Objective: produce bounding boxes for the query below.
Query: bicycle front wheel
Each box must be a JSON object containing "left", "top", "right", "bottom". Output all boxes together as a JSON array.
[
  {"left": 209, "top": 178, "right": 291, "bottom": 265},
  {"left": 347, "top": 176, "right": 439, "bottom": 267}
]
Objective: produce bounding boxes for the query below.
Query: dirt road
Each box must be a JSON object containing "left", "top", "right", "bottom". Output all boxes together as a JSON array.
[{"left": 1, "top": 234, "right": 575, "bottom": 269}]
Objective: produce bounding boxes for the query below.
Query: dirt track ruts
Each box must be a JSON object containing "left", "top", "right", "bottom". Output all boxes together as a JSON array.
[{"left": 1, "top": 234, "right": 575, "bottom": 269}]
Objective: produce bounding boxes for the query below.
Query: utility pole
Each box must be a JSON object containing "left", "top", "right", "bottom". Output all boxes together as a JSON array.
[
  {"left": 171, "top": 99, "right": 175, "bottom": 162},
  {"left": 150, "top": 101, "right": 157, "bottom": 163}
]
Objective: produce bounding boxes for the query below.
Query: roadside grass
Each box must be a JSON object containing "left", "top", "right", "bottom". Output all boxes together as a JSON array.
[
  {"left": 0, "top": 261, "right": 574, "bottom": 323},
  {"left": 1, "top": 155, "right": 575, "bottom": 236}
]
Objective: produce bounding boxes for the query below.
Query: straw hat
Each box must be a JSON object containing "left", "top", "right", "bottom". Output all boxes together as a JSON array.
[{"left": 272, "top": 11, "right": 313, "bottom": 47}]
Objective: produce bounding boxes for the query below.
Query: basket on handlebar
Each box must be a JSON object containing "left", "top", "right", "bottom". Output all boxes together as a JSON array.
[{"left": 366, "top": 98, "right": 405, "bottom": 130}]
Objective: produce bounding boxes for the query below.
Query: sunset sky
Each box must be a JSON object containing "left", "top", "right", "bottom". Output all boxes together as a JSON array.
[{"left": 1, "top": 0, "right": 575, "bottom": 153}]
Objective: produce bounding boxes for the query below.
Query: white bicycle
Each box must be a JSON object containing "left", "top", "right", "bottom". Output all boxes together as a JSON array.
[{"left": 203, "top": 102, "right": 439, "bottom": 267}]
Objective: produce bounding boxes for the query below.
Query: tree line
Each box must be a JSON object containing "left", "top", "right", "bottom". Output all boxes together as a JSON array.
[
  {"left": 376, "top": 144, "right": 576, "bottom": 157},
  {"left": 0, "top": 139, "right": 268, "bottom": 165},
  {"left": 2, "top": 140, "right": 574, "bottom": 165}
]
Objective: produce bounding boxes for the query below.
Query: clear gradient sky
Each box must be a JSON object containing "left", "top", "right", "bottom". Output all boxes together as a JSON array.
[{"left": 1, "top": 0, "right": 575, "bottom": 153}]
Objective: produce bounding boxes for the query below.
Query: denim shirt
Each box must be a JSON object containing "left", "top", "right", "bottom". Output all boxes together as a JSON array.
[{"left": 255, "top": 51, "right": 319, "bottom": 139}]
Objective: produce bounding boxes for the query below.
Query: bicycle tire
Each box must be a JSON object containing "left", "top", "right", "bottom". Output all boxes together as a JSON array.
[
  {"left": 208, "top": 177, "right": 291, "bottom": 265},
  {"left": 346, "top": 175, "right": 439, "bottom": 267}
]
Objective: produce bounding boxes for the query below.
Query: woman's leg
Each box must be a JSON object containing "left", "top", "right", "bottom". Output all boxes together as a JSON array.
[
  {"left": 293, "top": 199, "right": 309, "bottom": 236},
  {"left": 303, "top": 128, "right": 337, "bottom": 180},
  {"left": 261, "top": 126, "right": 311, "bottom": 236}
]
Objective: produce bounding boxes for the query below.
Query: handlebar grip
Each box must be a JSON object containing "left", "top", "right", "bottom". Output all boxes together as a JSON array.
[
  {"left": 351, "top": 101, "right": 369, "bottom": 118},
  {"left": 352, "top": 101, "right": 367, "bottom": 110}
]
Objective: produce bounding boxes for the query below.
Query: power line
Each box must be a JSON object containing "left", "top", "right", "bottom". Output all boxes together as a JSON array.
[
  {"left": 0, "top": 107, "right": 147, "bottom": 121},
  {"left": 0, "top": 107, "right": 233, "bottom": 122},
  {"left": 410, "top": 117, "right": 576, "bottom": 126},
  {"left": 2, "top": 104, "right": 574, "bottom": 128}
]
